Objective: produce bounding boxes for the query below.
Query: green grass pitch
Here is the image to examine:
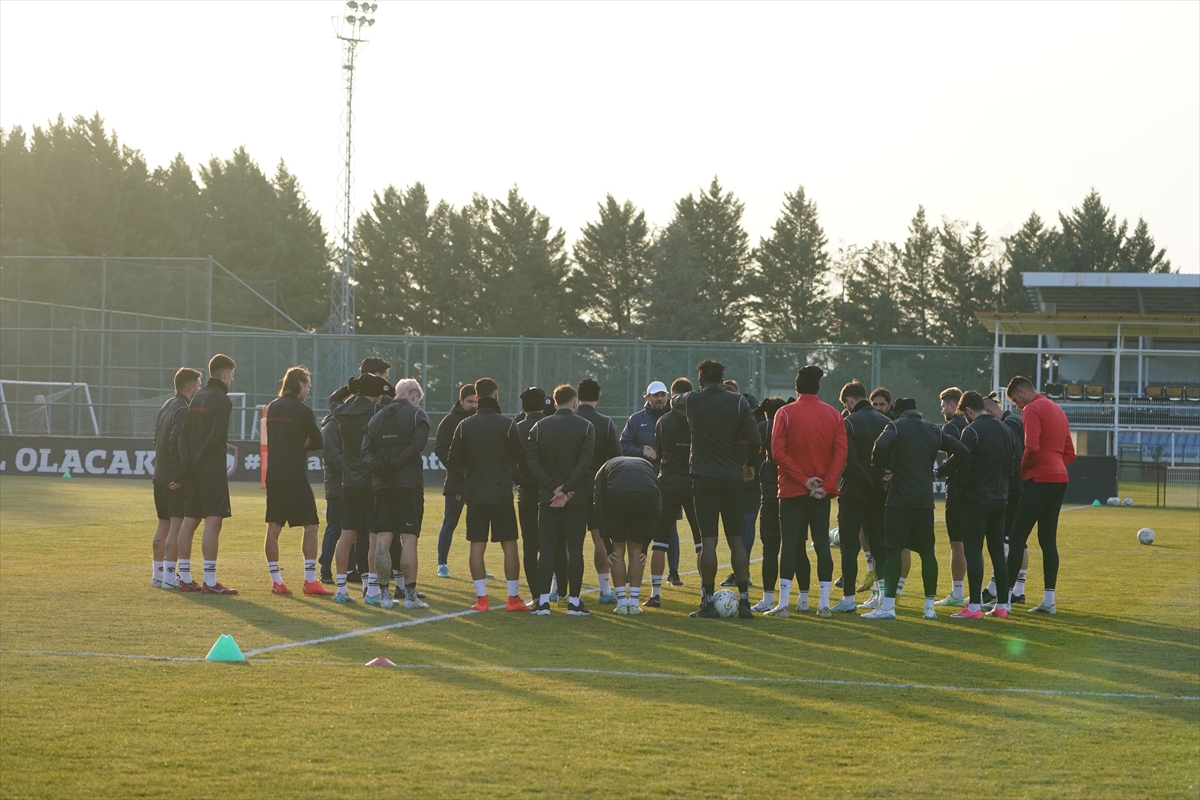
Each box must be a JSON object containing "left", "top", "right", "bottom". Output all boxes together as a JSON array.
[{"left": 1, "top": 476, "right": 1197, "bottom": 798}]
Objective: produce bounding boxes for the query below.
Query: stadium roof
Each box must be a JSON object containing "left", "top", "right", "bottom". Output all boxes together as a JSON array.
[
  {"left": 1023, "top": 272, "right": 1200, "bottom": 316},
  {"left": 974, "top": 311, "right": 1200, "bottom": 339}
]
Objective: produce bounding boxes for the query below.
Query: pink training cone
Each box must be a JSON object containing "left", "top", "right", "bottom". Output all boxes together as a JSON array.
[{"left": 365, "top": 657, "right": 397, "bottom": 667}]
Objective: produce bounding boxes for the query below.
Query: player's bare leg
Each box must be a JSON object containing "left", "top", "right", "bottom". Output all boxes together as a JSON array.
[
  {"left": 333, "top": 529, "right": 358, "bottom": 601},
  {"left": 200, "top": 516, "right": 235, "bottom": 594},
  {"left": 151, "top": 519, "right": 170, "bottom": 588},
  {"left": 610, "top": 541, "right": 628, "bottom": 606},
  {"left": 592, "top": 529, "right": 615, "bottom": 602},
  {"left": 399, "top": 533, "right": 426, "bottom": 608},
  {"left": 175, "top": 516, "right": 202, "bottom": 590},
  {"left": 499, "top": 539, "right": 526, "bottom": 610},
  {"left": 367, "top": 531, "right": 388, "bottom": 606},
  {"left": 162, "top": 517, "right": 183, "bottom": 588},
  {"left": 265, "top": 522, "right": 289, "bottom": 593}
]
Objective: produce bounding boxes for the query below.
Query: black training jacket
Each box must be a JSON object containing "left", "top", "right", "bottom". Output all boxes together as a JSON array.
[
  {"left": 839, "top": 400, "right": 891, "bottom": 500},
  {"left": 871, "top": 409, "right": 969, "bottom": 509},
  {"left": 362, "top": 398, "right": 430, "bottom": 491},
  {"left": 620, "top": 404, "right": 669, "bottom": 465},
  {"left": 678, "top": 385, "right": 762, "bottom": 481},
  {"left": 942, "top": 415, "right": 1017, "bottom": 507},
  {"left": 513, "top": 410, "right": 544, "bottom": 505},
  {"left": 1001, "top": 412, "right": 1025, "bottom": 496},
  {"left": 153, "top": 393, "right": 190, "bottom": 486},
  {"left": 179, "top": 378, "right": 233, "bottom": 481},
  {"left": 525, "top": 408, "right": 595, "bottom": 506},
  {"left": 655, "top": 397, "right": 693, "bottom": 493},
  {"left": 333, "top": 395, "right": 384, "bottom": 490},
  {"left": 266, "top": 394, "right": 323, "bottom": 482},
  {"left": 321, "top": 414, "right": 343, "bottom": 499},
  {"left": 446, "top": 400, "right": 523, "bottom": 505},
  {"left": 940, "top": 414, "right": 969, "bottom": 507},
  {"left": 434, "top": 402, "right": 473, "bottom": 496},
  {"left": 577, "top": 404, "right": 620, "bottom": 495},
  {"left": 758, "top": 418, "right": 778, "bottom": 502},
  {"left": 593, "top": 456, "right": 661, "bottom": 524}
]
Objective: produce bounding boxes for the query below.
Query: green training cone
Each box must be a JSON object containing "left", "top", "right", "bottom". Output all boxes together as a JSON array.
[
  {"left": 62, "top": 471, "right": 72, "bottom": 478},
  {"left": 205, "top": 634, "right": 247, "bottom": 663},
  {"left": 1092, "top": 499, "right": 1101, "bottom": 506}
]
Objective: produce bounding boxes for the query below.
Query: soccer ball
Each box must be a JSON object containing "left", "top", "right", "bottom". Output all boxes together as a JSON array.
[
  {"left": 829, "top": 527, "right": 840, "bottom": 548},
  {"left": 1137, "top": 528, "right": 1155, "bottom": 545},
  {"left": 1106, "top": 497, "right": 1120, "bottom": 506},
  {"left": 712, "top": 589, "right": 739, "bottom": 617},
  {"left": 1123, "top": 498, "right": 1134, "bottom": 507}
]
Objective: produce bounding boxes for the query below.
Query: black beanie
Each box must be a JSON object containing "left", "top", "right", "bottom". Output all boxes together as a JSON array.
[
  {"left": 893, "top": 397, "right": 918, "bottom": 414},
  {"left": 520, "top": 386, "right": 547, "bottom": 413},
  {"left": 795, "top": 365, "right": 824, "bottom": 395}
]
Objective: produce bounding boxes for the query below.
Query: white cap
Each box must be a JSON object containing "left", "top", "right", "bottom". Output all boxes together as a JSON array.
[{"left": 645, "top": 381, "right": 669, "bottom": 395}]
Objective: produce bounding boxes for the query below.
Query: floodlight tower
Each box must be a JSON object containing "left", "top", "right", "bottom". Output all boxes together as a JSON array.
[{"left": 329, "top": 1, "right": 378, "bottom": 336}]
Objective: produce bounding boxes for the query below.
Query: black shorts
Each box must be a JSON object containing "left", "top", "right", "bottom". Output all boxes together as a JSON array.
[
  {"left": 654, "top": 484, "right": 698, "bottom": 551},
  {"left": 153, "top": 481, "right": 186, "bottom": 520},
  {"left": 466, "top": 502, "right": 519, "bottom": 543},
  {"left": 587, "top": 498, "right": 600, "bottom": 531},
  {"left": 884, "top": 506, "right": 935, "bottom": 552},
  {"left": 184, "top": 476, "right": 231, "bottom": 519},
  {"left": 375, "top": 487, "right": 423, "bottom": 535},
  {"left": 604, "top": 491, "right": 657, "bottom": 545},
  {"left": 944, "top": 502, "right": 964, "bottom": 543},
  {"left": 342, "top": 487, "right": 375, "bottom": 534},
  {"left": 265, "top": 480, "right": 319, "bottom": 527}
]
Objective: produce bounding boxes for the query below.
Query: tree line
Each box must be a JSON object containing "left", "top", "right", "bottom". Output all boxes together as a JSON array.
[{"left": 0, "top": 113, "right": 1174, "bottom": 342}]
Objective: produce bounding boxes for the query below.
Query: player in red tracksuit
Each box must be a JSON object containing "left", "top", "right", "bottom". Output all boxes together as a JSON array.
[
  {"left": 1001, "top": 375, "right": 1075, "bottom": 615},
  {"left": 766, "top": 365, "right": 847, "bottom": 619}
]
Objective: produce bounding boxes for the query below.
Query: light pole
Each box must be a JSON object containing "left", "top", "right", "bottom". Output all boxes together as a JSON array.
[{"left": 329, "top": 1, "right": 378, "bottom": 337}]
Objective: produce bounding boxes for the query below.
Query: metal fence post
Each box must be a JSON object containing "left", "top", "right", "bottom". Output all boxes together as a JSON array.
[
  {"left": 100, "top": 255, "right": 107, "bottom": 432},
  {"left": 71, "top": 327, "right": 77, "bottom": 436},
  {"left": 871, "top": 343, "right": 882, "bottom": 390}
]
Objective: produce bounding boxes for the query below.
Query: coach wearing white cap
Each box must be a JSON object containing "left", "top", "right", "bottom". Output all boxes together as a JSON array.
[{"left": 620, "top": 380, "right": 681, "bottom": 593}]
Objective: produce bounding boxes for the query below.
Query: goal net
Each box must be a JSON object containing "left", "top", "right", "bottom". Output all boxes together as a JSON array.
[
  {"left": 0, "top": 381, "right": 100, "bottom": 436},
  {"left": 130, "top": 392, "right": 248, "bottom": 439}
]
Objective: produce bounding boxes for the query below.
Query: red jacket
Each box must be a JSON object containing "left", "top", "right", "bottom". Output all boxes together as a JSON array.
[
  {"left": 1019, "top": 394, "right": 1075, "bottom": 483},
  {"left": 771, "top": 395, "right": 847, "bottom": 499}
]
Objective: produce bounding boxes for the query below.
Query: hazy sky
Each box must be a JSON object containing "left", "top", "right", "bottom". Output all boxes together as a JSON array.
[{"left": 2, "top": 1, "right": 1197, "bottom": 272}]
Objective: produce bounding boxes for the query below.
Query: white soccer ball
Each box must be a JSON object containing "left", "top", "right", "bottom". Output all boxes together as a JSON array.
[
  {"left": 1106, "top": 497, "right": 1120, "bottom": 506},
  {"left": 829, "top": 526, "right": 840, "bottom": 548},
  {"left": 1123, "top": 498, "right": 1134, "bottom": 507},
  {"left": 1137, "top": 528, "right": 1155, "bottom": 545},
  {"left": 712, "top": 589, "right": 739, "bottom": 617}
]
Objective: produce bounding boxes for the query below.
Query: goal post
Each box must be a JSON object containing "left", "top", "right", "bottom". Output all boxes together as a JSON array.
[{"left": 0, "top": 381, "right": 100, "bottom": 436}]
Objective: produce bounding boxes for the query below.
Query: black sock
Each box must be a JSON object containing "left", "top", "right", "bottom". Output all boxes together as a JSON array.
[
  {"left": 737, "top": 581, "right": 749, "bottom": 598},
  {"left": 702, "top": 583, "right": 714, "bottom": 601}
]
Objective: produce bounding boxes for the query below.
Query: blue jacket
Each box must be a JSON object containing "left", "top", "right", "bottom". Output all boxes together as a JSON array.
[{"left": 620, "top": 403, "right": 670, "bottom": 465}]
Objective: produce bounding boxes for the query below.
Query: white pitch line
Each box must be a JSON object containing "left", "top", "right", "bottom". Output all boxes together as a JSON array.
[
  {"left": 2, "top": 649, "right": 1194, "bottom": 702},
  {"left": 241, "top": 608, "right": 481, "bottom": 656}
]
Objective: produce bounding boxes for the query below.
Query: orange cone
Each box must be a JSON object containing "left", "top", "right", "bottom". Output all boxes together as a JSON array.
[{"left": 365, "top": 657, "right": 397, "bottom": 667}]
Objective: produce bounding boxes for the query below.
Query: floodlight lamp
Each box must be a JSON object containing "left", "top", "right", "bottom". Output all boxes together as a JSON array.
[
  {"left": 358, "top": 15, "right": 368, "bottom": 24},
  {"left": 370, "top": 3, "right": 378, "bottom": 11},
  {"left": 346, "top": 1, "right": 358, "bottom": 9},
  {"left": 367, "top": 18, "right": 375, "bottom": 25},
  {"left": 345, "top": 14, "right": 356, "bottom": 23}
]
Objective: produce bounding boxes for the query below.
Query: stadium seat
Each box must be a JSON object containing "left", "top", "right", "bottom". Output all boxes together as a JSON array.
[
  {"left": 1165, "top": 386, "right": 1183, "bottom": 402},
  {"left": 1186, "top": 386, "right": 1200, "bottom": 403},
  {"left": 1084, "top": 384, "right": 1104, "bottom": 401},
  {"left": 1144, "top": 385, "right": 1164, "bottom": 401},
  {"left": 1044, "top": 383, "right": 1065, "bottom": 400},
  {"left": 1064, "top": 383, "right": 1084, "bottom": 401}
]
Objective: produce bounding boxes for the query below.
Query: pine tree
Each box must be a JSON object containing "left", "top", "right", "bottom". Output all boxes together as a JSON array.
[
  {"left": 1120, "top": 217, "right": 1172, "bottom": 273},
  {"left": 836, "top": 242, "right": 904, "bottom": 345},
  {"left": 936, "top": 221, "right": 997, "bottom": 346},
  {"left": 1001, "top": 212, "right": 1058, "bottom": 311},
  {"left": 898, "top": 206, "right": 940, "bottom": 343},
  {"left": 1054, "top": 189, "right": 1126, "bottom": 272},
  {"left": 753, "top": 185, "right": 831, "bottom": 343},
  {"left": 570, "top": 194, "right": 650, "bottom": 338},
  {"left": 642, "top": 218, "right": 710, "bottom": 341}
]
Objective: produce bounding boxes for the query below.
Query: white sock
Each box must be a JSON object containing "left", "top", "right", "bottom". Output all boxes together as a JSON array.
[
  {"left": 620, "top": 585, "right": 629, "bottom": 601},
  {"left": 507, "top": 579, "right": 520, "bottom": 597},
  {"left": 924, "top": 596, "right": 935, "bottom": 613},
  {"left": 336, "top": 574, "right": 347, "bottom": 595},
  {"left": 864, "top": 551, "right": 874, "bottom": 573},
  {"left": 761, "top": 590, "right": 775, "bottom": 605},
  {"left": 630, "top": 587, "right": 641, "bottom": 603},
  {"left": 473, "top": 579, "right": 487, "bottom": 598},
  {"left": 394, "top": 570, "right": 406, "bottom": 592},
  {"left": 178, "top": 559, "right": 192, "bottom": 583},
  {"left": 550, "top": 576, "right": 558, "bottom": 595},
  {"left": 569, "top": 595, "right": 581, "bottom": 607},
  {"left": 897, "top": 577, "right": 907, "bottom": 596},
  {"left": 1013, "top": 570, "right": 1027, "bottom": 595},
  {"left": 651, "top": 575, "right": 662, "bottom": 598},
  {"left": 366, "top": 573, "right": 380, "bottom": 597},
  {"left": 777, "top": 578, "right": 793, "bottom": 608},
  {"left": 598, "top": 573, "right": 611, "bottom": 594},
  {"left": 153, "top": 561, "right": 163, "bottom": 580},
  {"left": 304, "top": 559, "right": 316, "bottom": 583},
  {"left": 952, "top": 580, "right": 964, "bottom": 600},
  {"left": 843, "top": 593, "right": 856, "bottom": 604},
  {"left": 969, "top": 602, "right": 981, "bottom": 612},
  {"left": 818, "top": 581, "right": 831, "bottom": 609},
  {"left": 985, "top": 575, "right": 997, "bottom": 595},
  {"left": 882, "top": 595, "right": 896, "bottom": 612},
  {"left": 268, "top": 561, "right": 281, "bottom": 584},
  {"left": 164, "top": 561, "right": 176, "bottom": 581},
  {"left": 798, "top": 590, "right": 809, "bottom": 608},
  {"left": 203, "top": 560, "right": 217, "bottom": 587},
  {"left": 1043, "top": 588, "right": 1055, "bottom": 606},
  {"left": 539, "top": 593, "right": 550, "bottom": 606}
]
